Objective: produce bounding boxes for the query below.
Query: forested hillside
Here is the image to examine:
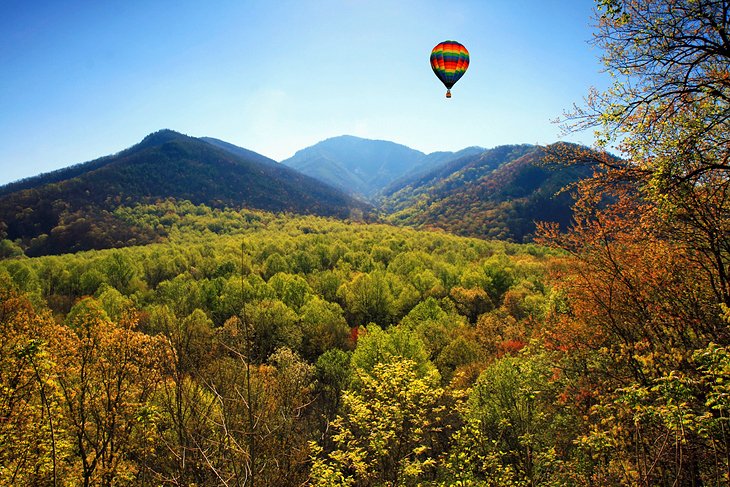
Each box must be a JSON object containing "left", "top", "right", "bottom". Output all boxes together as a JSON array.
[
  {"left": 0, "top": 130, "right": 372, "bottom": 256},
  {"left": 381, "top": 144, "right": 594, "bottom": 241}
]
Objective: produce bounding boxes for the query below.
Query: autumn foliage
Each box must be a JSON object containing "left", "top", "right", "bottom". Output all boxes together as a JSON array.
[{"left": 4, "top": 1, "right": 730, "bottom": 486}]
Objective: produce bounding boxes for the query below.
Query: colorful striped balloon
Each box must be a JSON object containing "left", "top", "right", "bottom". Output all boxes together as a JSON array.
[{"left": 430, "top": 40, "right": 469, "bottom": 98}]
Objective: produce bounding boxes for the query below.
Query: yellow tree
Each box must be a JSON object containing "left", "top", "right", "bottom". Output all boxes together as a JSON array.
[
  {"left": 0, "top": 281, "right": 68, "bottom": 485},
  {"left": 53, "top": 297, "right": 168, "bottom": 486},
  {"left": 310, "top": 358, "right": 452, "bottom": 486}
]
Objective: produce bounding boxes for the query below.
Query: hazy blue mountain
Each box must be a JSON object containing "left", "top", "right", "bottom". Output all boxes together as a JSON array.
[{"left": 281, "top": 135, "right": 481, "bottom": 198}]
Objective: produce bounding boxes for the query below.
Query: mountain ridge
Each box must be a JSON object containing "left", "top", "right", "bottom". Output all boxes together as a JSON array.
[
  {"left": 0, "top": 130, "right": 373, "bottom": 256},
  {"left": 0, "top": 130, "right": 602, "bottom": 255},
  {"left": 280, "top": 135, "right": 483, "bottom": 198}
]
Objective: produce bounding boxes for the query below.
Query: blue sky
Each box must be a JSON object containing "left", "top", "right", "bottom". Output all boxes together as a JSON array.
[{"left": 0, "top": 0, "right": 608, "bottom": 185}]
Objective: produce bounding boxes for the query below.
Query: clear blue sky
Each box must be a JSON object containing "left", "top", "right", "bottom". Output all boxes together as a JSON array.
[{"left": 0, "top": 0, "right": 608, "bottom": 186}]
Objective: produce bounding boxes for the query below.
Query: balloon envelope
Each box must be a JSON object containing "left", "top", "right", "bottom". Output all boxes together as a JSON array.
[{"left": 430, "top": 41, "right": 469, "bottom": 96}]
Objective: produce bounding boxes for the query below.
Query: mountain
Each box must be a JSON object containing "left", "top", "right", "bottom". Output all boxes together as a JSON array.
[
  {"left": 0, "top": 130, "right": 373, "bottom": 256},
  {"left": 199, "top": 137, "right": 280, "bottom": 168},
  {"left": 380, "top": 143, "right": 595, "bottom": 242},
  {"left": 280, "top": 135, "right": 482, "bottom": 198}
]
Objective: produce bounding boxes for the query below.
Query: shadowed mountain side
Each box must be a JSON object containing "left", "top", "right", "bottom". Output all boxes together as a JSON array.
[
  {"left": 0, "top": 130, "right": 373, "bottom": 256},
  {"left": 381, "top": 144, "right": 595, "bottom": 242},
  {"left": 200, "top": 137, "right": 281, "bottom": 168},
  {"left": 379, "top": 145, "right": 534, "bottom": 209}
]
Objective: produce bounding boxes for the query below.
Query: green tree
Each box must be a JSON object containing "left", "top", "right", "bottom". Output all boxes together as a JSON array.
[
  {"left": 0, "top": 239, "right": 24, "bottom": 259},
  {"left": 350, "top": 323, "right": 436, "bottom": 384},
  {"left": 103, "top": 251, "right": 137, "bottom": 294},
  {"left": 96, "top": 284, "right": 134, "bottom": 321},
  {"left": 263, "top": 252, "right": 290, "bottom": 280},
  {"left": 156, "top": 274, "right": 203, "bottom": 318},
  {"left": 314, "top": 348, "right": 352, "bottom": 444},
  {"left": 400, "top": 297, "right": 480, "bottom": 382},
  {"left": 338, "top": 271, "right": 396, "bottom": 327},
  {"left": 268, "top": 272, "right": 313, "bottom": 311},
  {"left": 300, "top": 296, "right": 351, "bottom": 360},
  {"left": 247, "top": 299, "right": 301, "bottom": 361},
  {"left": 448, "top": 351, "right": 564, "bottom": 486}
]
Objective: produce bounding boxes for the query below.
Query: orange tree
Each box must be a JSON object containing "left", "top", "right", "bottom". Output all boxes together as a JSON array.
[{"left": 542, "top": 0, "right": 730, "bottom": 484}]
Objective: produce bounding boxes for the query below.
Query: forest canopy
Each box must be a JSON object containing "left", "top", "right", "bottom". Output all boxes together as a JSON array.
[{"left": 4, "top": 0, "right": 730, "bottom": 485}]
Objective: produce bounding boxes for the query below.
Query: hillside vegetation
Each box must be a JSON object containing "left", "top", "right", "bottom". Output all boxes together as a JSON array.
[
  {"left": 381, "top": 144, "right": 594, "bottom": 241},
  {"left": 1, "top": 201, "right": 565, "bottom": 486},
  {"left": 0, "top": 130, "right": 372, "bottom": 256}
]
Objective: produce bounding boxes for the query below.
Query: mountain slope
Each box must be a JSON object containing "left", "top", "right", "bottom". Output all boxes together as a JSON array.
[
  {"left": 381, "top": 144, "right": 594, "bottom": 242},
  {"left": 281, "top": 135, "right": 434, "bottom": 197},
  {"left": 200, "top": 137, "right": 280, "bottom": 168},
  {"left": 380, "top": 145, "right": 536, "bottom": 210},
  {"left": 0, "top": 130, "right": 373, "bottom": 256}
]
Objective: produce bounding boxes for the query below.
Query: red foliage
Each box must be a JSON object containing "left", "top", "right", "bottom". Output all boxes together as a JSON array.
[{"left": 499, "top": 339, "right": 526, "bottom": 355}]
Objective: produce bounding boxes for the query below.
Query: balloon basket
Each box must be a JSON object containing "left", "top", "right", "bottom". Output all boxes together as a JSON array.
[{"left": 446, "top": 90, "right": 452, "bottom": 98}]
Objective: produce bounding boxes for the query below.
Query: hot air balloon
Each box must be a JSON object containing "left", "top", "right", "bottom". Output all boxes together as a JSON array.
[{"left": 430, "top": 41, "right": 469, "bottom": 98}]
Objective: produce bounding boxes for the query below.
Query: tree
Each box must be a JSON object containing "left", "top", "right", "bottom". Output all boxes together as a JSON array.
[
  {"left": 0, "top": 283, "right": 68, "bottom": 485},
  {"left": 263, "top": 348, "right": 317, "bottom": 486},
  {"left": 542, "top": 0, "right": 730, "bottom": 483},
  {"left": 560, "top": 0, "right": 730, "bottom": 307},
  {"left": 246, "top": 299, "right": 301, "bottom": 361},
  {"left": 103, "top": 251, "right": 137, "bottom": 294},
  {"left": 0, "top": 239, "right": 24, "bottom": 259},
  {"left": 314, "top": 349, "right": 352, "bottom": 446},
  {"left": 268, "top": 272, "right": 313, "bottom": 311},
  {"left": 156, "top": 274, "right": 202, "bottom": 319},
  {"left": 449, "top": 286, "right": 493, "bottom": 323},
  {"left": 350, "top": 324, "right": 435, "bottom": 383},
  {"left": 400, "top": 297, "right": 480, "bottom": 382},
  {"left": 299, "top": 297, "right": 351, "bottom": 360},
  {"left": 571, "top": 0, "right": 730, "bottom": 170},
  {"left": 450, "top": 352, "right": 564, "bottom": 486},
  {"left": 337, "top": 271, "right": 396, "bottom": 327},
  {"left": 309, "top": 359, "right": 451, "bottom": 486},
  {"left": 143, "top": 305, "right": 217, "bottom": 484},
  {"left": 262, "top": 253, "right": 289, "bottom": 280},
  {"left": 199, "top": 344, "right": 316, "bottom": 487},
  {"left": 54, "top": 298, "right": 168, "bottom": 486}
]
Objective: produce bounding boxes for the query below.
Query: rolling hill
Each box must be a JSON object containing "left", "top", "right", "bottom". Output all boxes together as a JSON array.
[{"left": 0, "top": 130, "right": 373, "bottom": 256}]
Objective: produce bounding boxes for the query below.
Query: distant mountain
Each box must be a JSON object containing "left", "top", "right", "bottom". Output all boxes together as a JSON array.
[
  {"left": 280, "top": 135, "right": 483, "bottom": 198},
  {"left": 0, "top": 130, "right": 373, "bottom": 256},
  {"left": 380, "top": 143, "right": 595, "bottom": 242},
  {"left": 380, "top": 145, "right": 528, "bottom": 207}
]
